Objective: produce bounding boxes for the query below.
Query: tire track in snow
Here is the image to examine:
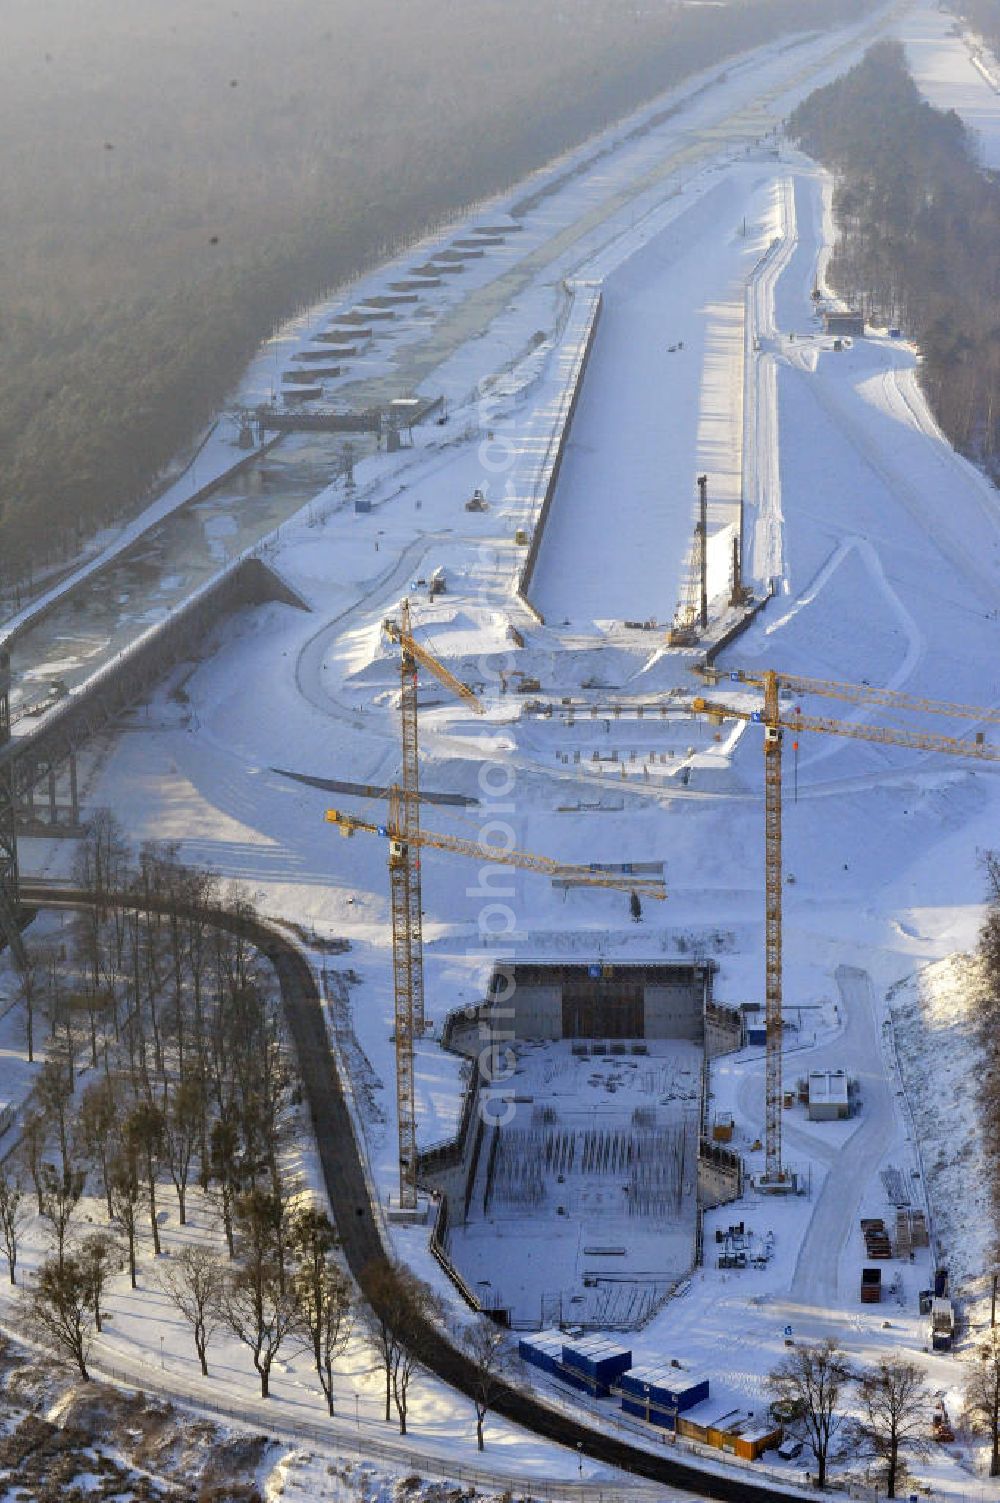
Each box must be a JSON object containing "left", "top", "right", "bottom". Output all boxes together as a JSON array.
[
  {"left": 746, "top": 173, "right": 796, "bottom": 586},
  {"left": 789, "top": 353, "right": 1000, "bottom": 611},
  {"left": 748, "top": 533, "right": 928, "bottom": 775}
]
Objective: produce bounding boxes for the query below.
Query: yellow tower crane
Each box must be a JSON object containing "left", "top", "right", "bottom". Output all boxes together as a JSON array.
[
  {"left": 329, "top": 601, "right": 666, "bottom": 1211},
  {"left": 692, "top": 666, "right": 1000, "bottom": 1186},
  {"left": 382, "top": 599, "right": 485, "bottom": 1038}
]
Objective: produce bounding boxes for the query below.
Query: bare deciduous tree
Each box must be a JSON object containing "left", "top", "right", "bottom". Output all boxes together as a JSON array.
[
  {"left": 78, "top": 1231, "right": 121, "bottom": 1333},
  {"left": 208, "top": 1112, "right": 240, "bottom": 1258},
  {"left": 463, "top": 1315, "right": 514, "bottom": 1451},
  {"left": 158, "top": 1245, "right": 225, "bottom": 1376},
  {"left": 291, "top": 1207, "right": 353, "bottom": 1416},
  {"left": 768, "top": 1338, "right": 850, "bottom": 1488},
  {"left": 36, "top": 1058, "right": 74, "bottom": 1171},
  {"left": 13, "top": 947, "right": 42, "bottom": 1063},
  {"left": 857, "top": 1353, "right": 929, "bottom": 1498},
  {"left": 126, "top": 1100, "right": 165, "bottom": 1256},
  {"left": 222, "top": 1263, "right": 299, "bottom": 1399},
  {"left": 77, "top": 1077, "right": 119, "bottom": 1220},
  {"left": 221, "top": 1188, "right": 301, "bottom": 1397},
  {"left": 162, "top": 1077, "right": 203, "bottom": 1226},
  {"left": 362, "top": 1261, "right": 441, "bottom": 1435},
  {"left": 23, "top": 1252, "right": 95, "bottom": 1380},
  {"left": 0, "top": 1168, "right": 28, "bottom": 1286},
  {"left": 18, "top": 1109, "right": 47, "bottom": 1215},
  {"left": 108, "top": 1148, "right": 143, "bottom": 1289},
  {"left": 38, "top": 1161, "right": 85, "bottom": 1271},
  {"left": 965, "top": 1327, "right": 1000, "bottom": 1478}
]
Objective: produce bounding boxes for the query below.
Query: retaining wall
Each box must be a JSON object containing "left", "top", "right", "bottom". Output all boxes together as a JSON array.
[
  {"left": 702, "top": 579, "right": 777, "bottom": 667},
  {"left": 516, "top": 283, "right": 603, "bottom": 620}
]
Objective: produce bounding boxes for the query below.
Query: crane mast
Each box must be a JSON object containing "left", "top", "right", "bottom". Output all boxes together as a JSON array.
[
  {"left": 382, "top": 599, "right": 485, "bottom": 1210},
  {"left": 386, "top": 784, "right": 419, "bottom": 1208},
  {"left": 762, "top": 670, "right": 784, "bottom": 1183},
  {"left": 395, "top": 601, "right": 426, "bottom": 1038}
]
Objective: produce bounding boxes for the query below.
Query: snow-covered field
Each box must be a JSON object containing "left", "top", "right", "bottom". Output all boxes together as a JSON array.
[{"left": 9, "top": 0, "right": 1000, "bottom": 1494}]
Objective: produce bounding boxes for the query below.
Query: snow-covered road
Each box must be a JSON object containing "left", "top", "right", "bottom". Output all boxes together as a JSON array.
[{"left": 787, "top": 967, "right": 892, "bottom": 1306}]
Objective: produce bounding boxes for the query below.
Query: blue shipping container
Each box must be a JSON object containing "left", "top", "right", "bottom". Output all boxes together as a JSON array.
[
  {"left": 620, "top": 1363, "right": 710, "bottom": 1428},
  {"left": 519, "top": 1331, "right": 566, "bottom": 1377},
  {"left": 562, "top": 1336, "right": 633, "bottom": 1397}
]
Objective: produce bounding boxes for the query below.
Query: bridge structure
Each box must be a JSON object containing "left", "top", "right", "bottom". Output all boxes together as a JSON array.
[{"left": 250, "top": 393, "right": 445, "bottom": 436}]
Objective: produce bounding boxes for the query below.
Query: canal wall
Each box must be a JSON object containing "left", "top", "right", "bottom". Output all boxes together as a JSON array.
[{"left": 515, "top": 281, "right": 603, "bottom": 623}]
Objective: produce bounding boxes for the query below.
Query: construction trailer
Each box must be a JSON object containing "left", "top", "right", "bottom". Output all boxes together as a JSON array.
[
  {"left": 519, "top": 1333, "right": 632, "bottom": 1397},
  {"left": 675, "top": 1398, "right": 782, "bottom": 1460},
  {"left": 823, "top": 309, "right": 865, "bottom": 337},
  {"left": 561, "top": 1336, "right": 633, "bottom": 1398},
  {"left": 521, "top": 1341, "right": 780, "bottom": 1458},
  {"left": 807, "top": 1069, "right": 850, "bottom": 1121},
  {"left": 518, "top": 1330, "right": 566, "bottom": 1376},
  {"left": 619, "top": 1364, "right": 710, "bottom": 1428}
]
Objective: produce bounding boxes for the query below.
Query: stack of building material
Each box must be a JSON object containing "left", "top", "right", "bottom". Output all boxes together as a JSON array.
[
  {"left": 911, "top": 1210, "right": 930, "bottom": 1247},
  {"left": 862, "top": 1218, "right": 892, "bottom": 1257},
  {"left": 895, "top": 1209, "right": 912, "bottom": 1256}
]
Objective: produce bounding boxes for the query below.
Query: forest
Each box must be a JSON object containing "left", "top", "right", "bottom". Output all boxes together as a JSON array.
[
  {"left": 788, "top": 38, "right": 1000, "bottom": 475},
  {"left": 950, "top": 0, "right": 1000, "bottom": 55},
  {"left": 0, "top": 0, "right": 877, "bottom": 595}
]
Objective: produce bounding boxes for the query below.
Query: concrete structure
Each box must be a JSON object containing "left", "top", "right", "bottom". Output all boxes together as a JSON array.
[
  {"left": 808, "top": 1069, "right": 849, "bottom": 1121},
  {"left": 517, "top": 285, "right": 603, "bottom": 617},
  {"left": 704, "top": 1001, "right": 743, "bottom": 1058},
  {"left": 823, "top": 309, "right": 864, "bottom": 337},
  {"left": 484, "top": 960, "right": 715, "bottom": 1043},
  {"left": 0, "top": 554, "right": 309, "bottom": 930}
]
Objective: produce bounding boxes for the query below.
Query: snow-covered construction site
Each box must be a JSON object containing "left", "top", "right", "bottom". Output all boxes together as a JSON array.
[{"left": 3, "top": 1, "right": 1000, "bottom": 1499}]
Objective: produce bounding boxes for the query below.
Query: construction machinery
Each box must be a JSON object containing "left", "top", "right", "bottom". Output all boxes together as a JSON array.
[
  {"left": 329, "top": 602, "right": 665, "bottom": 1211},
  {"left": 668, "top": 476, "right": 709, "bottom": 647},
  {"left": 693, "top": 666, "right": 1000, "bottom": 1185}
]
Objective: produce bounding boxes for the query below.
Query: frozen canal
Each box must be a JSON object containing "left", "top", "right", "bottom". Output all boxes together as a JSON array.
[{"left": 529, "top": 169, "right": 776, "bottom": 629}]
